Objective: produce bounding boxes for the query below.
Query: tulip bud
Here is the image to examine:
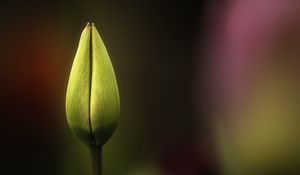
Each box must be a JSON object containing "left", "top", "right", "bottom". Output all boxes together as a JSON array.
[{"left": 66, "top": 23, "right": 120, "bottom": 147}]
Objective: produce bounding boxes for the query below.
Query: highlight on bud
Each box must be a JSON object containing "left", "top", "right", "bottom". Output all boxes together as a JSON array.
[{"left": 66, "top": 23, "right": 120, "bottom": 147}]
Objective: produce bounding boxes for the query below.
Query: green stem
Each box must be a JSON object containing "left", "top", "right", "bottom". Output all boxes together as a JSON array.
[{"left": 90, "top": 146, "right": 102, "bottom": 175}]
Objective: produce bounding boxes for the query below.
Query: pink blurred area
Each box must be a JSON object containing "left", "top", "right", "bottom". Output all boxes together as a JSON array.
[{"left": 207, "top": 0, "right": 300, "bottom": 114}]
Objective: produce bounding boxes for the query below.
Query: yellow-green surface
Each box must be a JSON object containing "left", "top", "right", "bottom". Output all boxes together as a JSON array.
[{"left": 66, "top": 23, "right": 120, "bottom": 146}]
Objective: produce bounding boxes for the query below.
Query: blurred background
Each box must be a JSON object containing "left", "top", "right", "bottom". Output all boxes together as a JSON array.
[
  {"left": 2, "top": 0, "right": 300, "bottom": 175},
  {"left": 0, "top": 1, "right": 216, "bottom": 175}
]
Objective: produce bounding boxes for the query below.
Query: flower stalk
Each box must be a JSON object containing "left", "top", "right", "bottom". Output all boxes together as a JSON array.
[{"left": 90, "top": 146, "right": 102, "bottom": 175}]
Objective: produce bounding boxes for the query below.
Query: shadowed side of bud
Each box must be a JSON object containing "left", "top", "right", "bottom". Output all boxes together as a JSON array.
[{"left": 90, "top": 24, "right": 120, "bottom": 146}]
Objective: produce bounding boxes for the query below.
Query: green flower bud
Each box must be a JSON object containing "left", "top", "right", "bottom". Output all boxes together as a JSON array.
[{"left": 66, "top": 23, "right": 120, "bottom": 147}]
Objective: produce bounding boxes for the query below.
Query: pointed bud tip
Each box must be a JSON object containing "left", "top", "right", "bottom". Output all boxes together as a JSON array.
[
  {"left": 86, "top": 22, "right": 94, "bottom": 30},
  {"left": 87, "top": 22, "right": 95, "bottom": 26}
]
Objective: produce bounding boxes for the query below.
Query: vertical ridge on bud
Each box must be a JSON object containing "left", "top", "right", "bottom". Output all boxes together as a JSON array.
[{"left": 88, "top": 23, "right": 97, "bottom": 146}]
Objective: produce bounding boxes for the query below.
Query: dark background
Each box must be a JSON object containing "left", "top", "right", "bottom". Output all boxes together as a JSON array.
[{"left": 0, "top": 1, "right": 218, "bottom": 174}]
